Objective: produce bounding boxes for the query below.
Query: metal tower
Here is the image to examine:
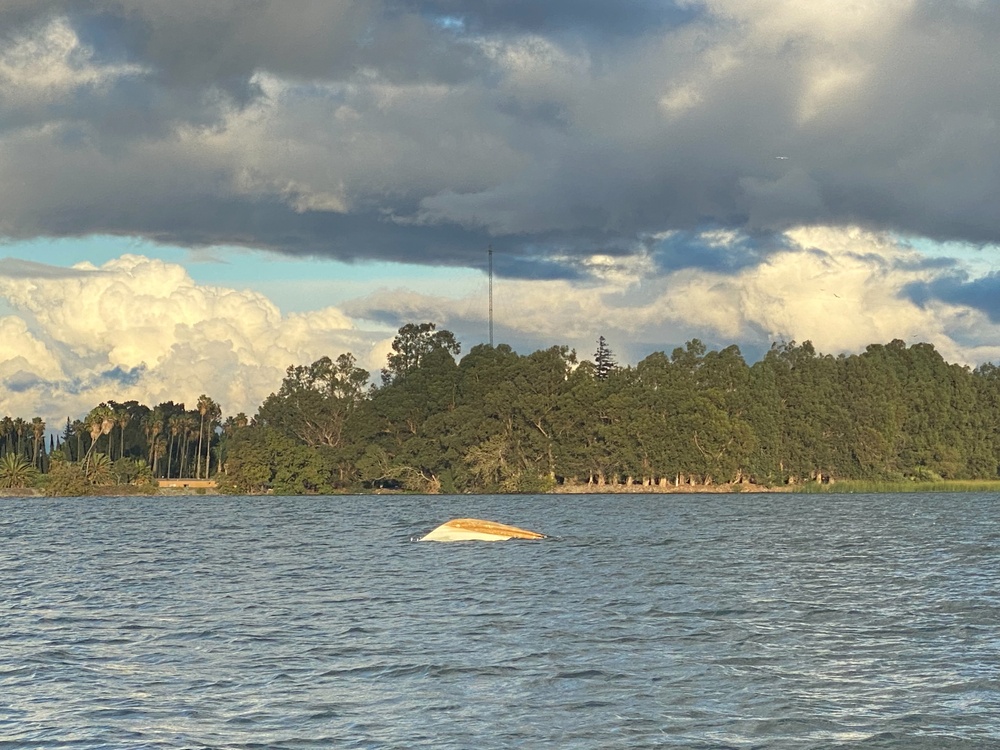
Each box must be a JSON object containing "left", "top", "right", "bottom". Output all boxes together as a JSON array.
[{"left": 488, "top": 244, "right": 494, "bottom": 347}]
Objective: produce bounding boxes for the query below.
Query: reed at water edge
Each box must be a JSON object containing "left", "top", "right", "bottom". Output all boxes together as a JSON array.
[{"left": 798, "top": 479, "right": 1000, "bottom": 494}]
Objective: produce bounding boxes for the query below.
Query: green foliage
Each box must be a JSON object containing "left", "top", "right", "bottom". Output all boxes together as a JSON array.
[
  {"left": 217, "top": 427, "right": 336, "bottom": 494},
  {"left": 256, "top": 354, "right": 371, "bottom": 484},
  {"left": 356, "top": 445, "right": 442, "bottom": 493},
  {"left": 43, "top": 461, "right": 92, "bottom": 496},
  {"left": 86, "top": 453, "right": 112, "bottom": 485},
  {"left": 381, "top": 322, "right": 460, "bottom": 385},
  {"left": 13, "top": 323, "right": 1000, "bottom": 496},
  {"left": 594, "top": 336, "right": 616, "bottom": 380},
  {"left": 0, "top": 453, "right": 38, "bottom": 489},
  {"left": 111, "top": 457, "right": 155, "bottom": 487}
]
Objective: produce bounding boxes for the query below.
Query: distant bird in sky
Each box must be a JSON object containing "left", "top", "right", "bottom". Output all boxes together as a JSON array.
[{"left": 775, "top": 156, "right": 789, "bottom": 160}]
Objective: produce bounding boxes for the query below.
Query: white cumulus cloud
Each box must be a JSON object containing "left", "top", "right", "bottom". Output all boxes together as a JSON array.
[
  {"left": 346, "top": 226, "right": 1000, "bottom": 368},
  {"left": 0, "top": 254, "right": 385, "bottom": 424}
]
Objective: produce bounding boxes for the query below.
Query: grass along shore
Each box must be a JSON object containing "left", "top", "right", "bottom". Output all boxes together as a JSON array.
[{"left": 797, "top": 479, "right": 1000, "bottom": 493}]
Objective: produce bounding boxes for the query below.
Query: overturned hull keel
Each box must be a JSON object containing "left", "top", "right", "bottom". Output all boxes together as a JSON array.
[{"left": 420, "top": 518, "right": 546, "bottom": 542}]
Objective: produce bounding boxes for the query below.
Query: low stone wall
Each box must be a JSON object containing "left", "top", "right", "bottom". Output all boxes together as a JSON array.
[{"left": 156, "top": 479, "right": 218, "bottom": 490}]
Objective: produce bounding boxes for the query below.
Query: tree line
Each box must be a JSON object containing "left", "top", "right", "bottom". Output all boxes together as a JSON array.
[
  {"left": 0, "top": 394, "right": 234, "bottom": 493},
  {"left": 4, "top": 322, "right": 1000, "bottom": 494}
]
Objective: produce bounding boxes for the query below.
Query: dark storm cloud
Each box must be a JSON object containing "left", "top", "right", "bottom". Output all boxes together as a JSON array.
[
  {"left": 6, "top": 187, "right": 554, "bottom": 273},
  {"left": 2, "top": 0, "right": 1000, "bottom": 276},
  {"left": 4, "top": 1, "right": 477, "bottom": 87},
  {"left": 492, "top": 250, "right": 586, "bottom": 281},
  {"left": 649, "top": 231, "right": 783, "bottom": 274},
  {"left": 904, "top": 273, "right": 1000, "bottom": 324}
]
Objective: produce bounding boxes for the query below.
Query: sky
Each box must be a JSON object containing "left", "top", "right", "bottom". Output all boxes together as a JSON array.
[{"left": 3, "top": 0, "right": 1000, "bottom": 425}]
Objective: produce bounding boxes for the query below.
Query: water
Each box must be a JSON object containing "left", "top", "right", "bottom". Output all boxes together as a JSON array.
[{"left": 1, "top": 492, "right": 999, "bottom": 749}]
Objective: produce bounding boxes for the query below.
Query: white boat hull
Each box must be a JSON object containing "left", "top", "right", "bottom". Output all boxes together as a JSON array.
[{"left": 419, "top": 518, "right": 546, "bottom": 542}]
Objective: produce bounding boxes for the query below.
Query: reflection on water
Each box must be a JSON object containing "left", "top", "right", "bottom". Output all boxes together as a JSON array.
[{"left": 1, "top": 493, "right": 998, "bottom": 748}]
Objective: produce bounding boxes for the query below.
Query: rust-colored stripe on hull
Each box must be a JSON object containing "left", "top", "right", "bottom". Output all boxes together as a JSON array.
[{"left": 446, "top": 518, "right": 545, "bottom": 539}]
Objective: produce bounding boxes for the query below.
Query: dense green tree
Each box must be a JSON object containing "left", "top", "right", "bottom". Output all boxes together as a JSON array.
[
  {"left": 973, "top": 363, "right": 1000, "bottom": 476},
  {"left": 549, "top": 360, "right": 610, "bottom": 484},
  {"left": 258, "top": 354, "right": 369, "bottom": 449},
  {"left": 381, "top": 322, "right": 460, "bottom": 385},
  {"left": 45, "top": 459, "right": 91, "bottom": 496},
  {"left": 509, "top": 345, "right": 576, "bottom": 482},
  {"left": 743, "top": 361, "right": 784, "bottom": 483},
  {"left": 217, "top": 427, "right": 335, "bottom": 494},
  {"left": 758, "top": 341, "right": 849, "bottom": 483},
  {"left": 842, "top": 344, "right": 906, "bottom": 478},
  {"left": 692, "top": 345, "right": 756, "bottom": 484},
  {"left": 365, "top": 344, "right": 462, "bottom": 491},
  {"left": 19, "top": 324, "right": 1000, "bottom": 496}
]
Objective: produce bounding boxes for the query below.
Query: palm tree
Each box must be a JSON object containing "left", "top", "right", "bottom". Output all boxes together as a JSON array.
[
  {"left": 222, "top": 412, "right": 248, "bottom": 437},
  {"left": 115, "top": 406, "right": 131, "bottom": 461},
  {"left": 85, "top": 413, "right": 103, "bottom": 467},
  {"left": 195, "top": 395, "right": 211, "bottom": 480},
  {"left": 166, "top": 414, "right": 183, "bottom": 479},
  {"left": 183, "top": 417, "right": 199, "bottom": 477},
  {"left": 105, "top": 404, "right": 117, "bottom": 460},
  {"left": 83, "top": 405, "right": 115, "bottom": 470},
  {"left": 30, "top": 417, "right": 45, "bottom": 470},
  {"left": 133, "top": 458, "right": 153, "bottom": 486},
  {"left": 0, "top": 453, "right": 37, "bottom": 488},
  {"left": 0, "top": 416, "right": 12, "bottom": 456},
  {"left": 71, "top": 419, "right": 86, "bottom": 462},
  {"left": 151, "top": 436, "right": 167, "bottom": 477},
  {"left": 142, "top": 409, "right": 164, "bottom": 473},
  {"left": 13, "top": 417, "right": 28, "bottom": 458},
  {"left": 202, "top": 398, "right": 221, "bottom": 479},
  {"left": 174, "top": 414, "right": 194, "bottom": 478}
]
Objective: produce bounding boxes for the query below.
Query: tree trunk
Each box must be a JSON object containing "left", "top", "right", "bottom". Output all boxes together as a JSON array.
[{"left": 196, "top": 415, "right": 205, "bottom": 480}]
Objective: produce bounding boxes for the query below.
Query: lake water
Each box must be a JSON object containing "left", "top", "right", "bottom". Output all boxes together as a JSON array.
[{"left": 1, "top": 492, "right": 998, "bottom": 749}]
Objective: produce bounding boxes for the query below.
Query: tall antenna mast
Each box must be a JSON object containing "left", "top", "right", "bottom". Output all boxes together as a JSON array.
[{"left": 488, "top": 244, "right": 494, "bottom": 347}]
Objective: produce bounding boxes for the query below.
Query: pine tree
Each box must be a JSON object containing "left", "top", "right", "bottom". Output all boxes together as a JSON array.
[{"left": 594, "top": 336, "right": 617, "bottom": 380}]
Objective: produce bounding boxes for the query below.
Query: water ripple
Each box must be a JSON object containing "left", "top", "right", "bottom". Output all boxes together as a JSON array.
[{"left": 1, "top": 493, "right": 999, "bottom": 748}]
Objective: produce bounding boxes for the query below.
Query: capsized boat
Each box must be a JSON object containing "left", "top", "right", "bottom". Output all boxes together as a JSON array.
[{"left": 419, "top": 518, "right": 546, "bottom": 542}]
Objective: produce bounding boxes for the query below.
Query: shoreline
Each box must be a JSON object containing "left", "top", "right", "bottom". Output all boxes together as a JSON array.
[
  {"left": 0, "top": 483, "right": 791, "bottom": 498},
  {"left": 552, "top": 482, "right": 790, "bottom": 494},
  {"left": 6, "top": 479, "right": 998, "bottom": 498}
]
